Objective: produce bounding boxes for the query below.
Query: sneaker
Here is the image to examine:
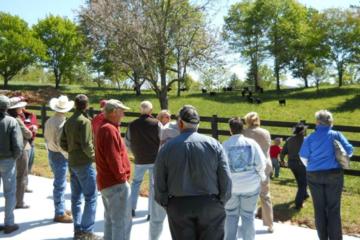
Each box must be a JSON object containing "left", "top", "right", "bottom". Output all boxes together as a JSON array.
[
  {"left": 4, "top": 224, "right": 19, "bottom": 234},
  {"left": 15, "top": 204, "right": 30, "bottom": 209},
  {"left": 65, "top": 210, "right": 72, "bottom": 216},
  {"left": 132, "top": 209, "right": 135, "bottom": 217},
  {"left": 25, "top": 188, "right": 33, "bottom": 193},
  {"left": 81, "top": 232, "right": 103, "bottom": 240},
  {"left": 74, "top": 231, "right": 84, "bottom": 240},
  {"left": 54, "top": 214, "right": 73, "bottom": 223},
  {"left": 0, "top": 225, "right": 4, "bottom": 231},
  {"left": 267, "top": 226, "right": 274, "bottom": 233}
]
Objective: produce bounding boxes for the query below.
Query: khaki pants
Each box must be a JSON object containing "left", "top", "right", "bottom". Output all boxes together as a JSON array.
[
  {"left": 260, "top": 174, "right": 273, "bottom": 227},
  {"left": 16, "top": 149, "right": 29, "bottom": 207}
]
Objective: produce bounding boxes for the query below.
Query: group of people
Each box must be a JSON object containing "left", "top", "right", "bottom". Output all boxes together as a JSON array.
[{"left": 0, "top": 93, "right": 354, "bottom": 240}]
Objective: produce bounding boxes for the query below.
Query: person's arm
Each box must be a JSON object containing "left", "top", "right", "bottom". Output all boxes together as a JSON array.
[
  {"left": 17, "top": 118, "right": 32, "bottom": 140},
  {"left": 154, "top": 146, "right": 169, "bottom": 207},
  {"left": 253, "top": 141, "right": 267, "bottom": 182},
  {"left": 299, "top": 137, "right": 310, "bottom": 167},
  {"left": 216, "top": 144, "right": 232, "bottom": 204},
  {"left": 280, "top": 140, "right": 288, "bottom": 163},
  {"left": 124, "top": 126, "right": 132, "bottom": 152},
  {"left": 80, "top": 120, "right": 95, "bottom": 161},
  {"left": 11, "top": 120, "right": 24, "bottom": 159},
  {"left": 60, "top": 123, "right": 68, "bottom": 152},
  {"left": 337, "top": 132, "right": 353, "bottom": 157}
]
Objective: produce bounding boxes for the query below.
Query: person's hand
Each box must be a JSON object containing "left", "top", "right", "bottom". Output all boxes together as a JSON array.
[{"left": 30, "top": 125, "right": 38, "bottom": 133}]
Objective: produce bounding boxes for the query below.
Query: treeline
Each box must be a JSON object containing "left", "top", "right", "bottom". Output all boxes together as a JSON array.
[{"left": 1, "top": 0, "right": 360, "bottom": 108}]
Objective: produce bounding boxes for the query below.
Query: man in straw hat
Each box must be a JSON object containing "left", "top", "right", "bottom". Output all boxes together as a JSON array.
[
  {"left": 60, "top": 94, "right": 101, "bottom": 240},
  {"left": 95, "top": 99, "right": 132, "bottom": 240},
  {"left": 0, "top": 95, "right": 23, "bottom": 234},
  {"left": 45, "top": 95, "right": 74, "bottom": 223}
]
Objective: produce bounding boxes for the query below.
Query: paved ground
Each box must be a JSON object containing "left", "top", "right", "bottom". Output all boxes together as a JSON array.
[{"left": 0, "top": 175, "right": 358, "bottom": 240}]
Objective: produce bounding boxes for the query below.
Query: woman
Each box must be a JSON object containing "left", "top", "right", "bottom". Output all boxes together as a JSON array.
[
  {"left": 8, "top": 97, "right": 32, "bottom": 209},
  {"left": 280, "top": 122, "right": 310, "bottom": 210},
  {"left": 242, "top": 112, "right": 274, "bottom": 233},
  {"left": 300, "top": 110, "right": 353, "bottom": 240}
]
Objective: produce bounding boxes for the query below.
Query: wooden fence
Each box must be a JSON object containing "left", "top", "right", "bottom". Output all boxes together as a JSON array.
[{"left": 27, "top": 105, "right": 360, "bottom": 176}]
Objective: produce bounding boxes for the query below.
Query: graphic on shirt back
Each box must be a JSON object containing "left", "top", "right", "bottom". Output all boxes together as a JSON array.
[{"left": 227, "top": 145, "right": 252, "bottom": 172}]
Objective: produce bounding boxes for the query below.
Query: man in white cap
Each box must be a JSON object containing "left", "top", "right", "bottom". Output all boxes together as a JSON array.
[
  {"left": 95, "top": 99, "right": 132, "bottom": 240},
  {"left": 45, "top": 95, "right": 74, "bottom": 223},
  {"left": 0, "top": 95, "right": 23, "bottom": 234},
  {"left": 125, "top": 100, "right": 160, "bottom": 220}
]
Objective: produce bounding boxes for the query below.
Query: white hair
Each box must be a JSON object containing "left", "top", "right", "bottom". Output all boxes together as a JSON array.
[
  {"left": 140, "top": 100, "right": 153, "bottom": 114},
  {"left": 315, "top": 110, "right": 333, "bottom": 126}
]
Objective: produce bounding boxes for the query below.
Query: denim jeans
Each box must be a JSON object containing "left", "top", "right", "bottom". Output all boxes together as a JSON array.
[
  {"left": 149, "top": 193, "right": 167, "bottom": 240},
  {"left": 307, "top": 169, "right": 343, "bottom": 240},
  {"left": 0, "top": 158, "right": 17, "bottom": 226},
  {"left": 48, "top": 150, "right": 68, "bottom": 217},
  {"left": 225, "top": 188, "right": 260, "bottom": 240},
  {"left": 131, "top": 164, "right": 154, "bottom": 212},
  {"left": 70, "top": 163, "right": 97, "bottom": 233},
  {"left": 271, "top": 158, "right": 280, "bottom": 177},
  {"left": 25, "top": 144, "right": 35, "bottom": 189},
  {"left": 101, "top": 182, "right": 132, "bottom": 240}
]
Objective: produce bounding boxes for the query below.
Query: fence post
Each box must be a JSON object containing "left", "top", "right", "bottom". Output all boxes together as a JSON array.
[
  {"left": 89, "top": 107, "right": 94, "bottom": 118},
  {"left": 41, "top": 104, "right": 47, "bottom": 135},
  {"left": 211, "top": 115, "right": 219, "bottom": 140}
]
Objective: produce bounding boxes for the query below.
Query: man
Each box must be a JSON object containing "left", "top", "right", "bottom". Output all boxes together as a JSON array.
[
  {"left": 95, "top": 99, "right": 132, "bottom": 240},
  {"left": 154, "top": 105, "right": 232, "bottom": 240},
  {"left": 45, "top": 95, "right": 74, "bottom": 223},
  {"left": 125, "top": 100, "right": 160, "bottom": 219},
  {"left": 0, "top": 95, "right": 23, "bottom": 234},
  {"left": 222, "top": 117, "right": 266, "bottom": 240},
  {"left": 60, "top": 94, "right": 101, "bottom": 240}
]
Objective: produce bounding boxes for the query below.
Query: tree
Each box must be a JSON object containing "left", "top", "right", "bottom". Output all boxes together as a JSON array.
[
  {"left": 33, "top": 15, "right": 85, "bottom": 89},
  {"left": 80, "top": 0, "right": 216, "bottom": 109},
  {"left": 223, "top": 0, "right": 267, "bottom": 90},
  {"left": 0, "top": 12, "right": 44, "bottom": 89},
  {"left": 228, "top": 73, "right": 243, "bottom": 89},
  {"left": 290, "top": 8, "right": 329, "bottom": 88},
  {"left": 323, "top": 8, "right": 360, "bottom": 87}
]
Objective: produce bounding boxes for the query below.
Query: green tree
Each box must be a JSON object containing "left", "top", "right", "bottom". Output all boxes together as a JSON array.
[
  {"left": 0, "top": 12, "right": 44, "bottom": 89},
  {"left": 223, "top": 0, "right": 267, "bottom": 90},
  {"left": 228, "top": 73, "right": 243, "bottom": 89},
  {"left": 323, "top": 8, "right": 360, "bottom": 87},
  {"left": 33, "top": 15, "right": 85, "bottom": 89}
]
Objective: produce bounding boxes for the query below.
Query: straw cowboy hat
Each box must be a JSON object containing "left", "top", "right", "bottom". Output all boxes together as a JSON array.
[
  {"left": 9, "top": 96, "right": 27, "bottom": 109},
  {"left": 49, "top": 95, "right": 74, "bottom": 113}
]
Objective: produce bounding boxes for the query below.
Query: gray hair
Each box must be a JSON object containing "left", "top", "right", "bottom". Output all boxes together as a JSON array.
[
  {"left": 104, "top": 99, "right": 126, "bottom": 114},
  {"left": 315, "top": 110, "right": 333, "bottom": 126},
  {"left": 181, "top": 120, "right": 199, "bottom": 131},
  {"left": 140, "top": 100, "right": 153, "bottom": 114},
  {"left": 0, "top": 95, "right": 10, "bottom": 112}
]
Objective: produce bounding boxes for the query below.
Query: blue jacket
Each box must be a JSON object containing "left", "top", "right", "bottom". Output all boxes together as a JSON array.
[{"left": 299, "top": 125, "right": 353, "bottom": 172}]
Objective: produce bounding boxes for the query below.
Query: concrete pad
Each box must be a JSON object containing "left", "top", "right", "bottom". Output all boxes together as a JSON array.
[{"left": 0, "top": 175, "right": 358, "bottom": 239}]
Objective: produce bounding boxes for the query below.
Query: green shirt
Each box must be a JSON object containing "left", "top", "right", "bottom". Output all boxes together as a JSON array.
[{"left": 60, "top": 110, "right": 94, "bottom": 167}]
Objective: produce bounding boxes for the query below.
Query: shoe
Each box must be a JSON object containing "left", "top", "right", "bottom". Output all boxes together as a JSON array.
[
  {"left": 4, "top": 224, "right": 19, "bottom": 234},
  {"left": 25, "top": 188, "right": 33, "bottom": 193},
  {"left": 74, "top": 231, "right": 84, "bottom": 240},
  {"left": 147, "top": 215, "right": 150, "bottom": 221},
  {"left": 0, "top": 225, "right": 4, "bottom": 231},
  {"left": 132, "top": 209, "right": 135, "bottom": 217},
  {"left": 81, "top": 232, "right": 103, "bottom": 240},
  {"left": 65, "top": 210, "right": 72, "bottom": 216},
  {"left": 15, "top": 204, "right": 30, "bottom": 209},
  {"left": 267, "top": 226, "right": 274, "bottom": 233},
  {"left": 54, "top": 214, "right": 73, "bottom": 223}
]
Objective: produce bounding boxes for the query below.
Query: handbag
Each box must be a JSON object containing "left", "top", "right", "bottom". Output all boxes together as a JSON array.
[{"left": 333, "top": 139, "right": 350, "bottom": 169}]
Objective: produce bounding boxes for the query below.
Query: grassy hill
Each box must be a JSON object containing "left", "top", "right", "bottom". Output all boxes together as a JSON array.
[{"left": 3, "top": 82, "right": 360, "bottom": 235}]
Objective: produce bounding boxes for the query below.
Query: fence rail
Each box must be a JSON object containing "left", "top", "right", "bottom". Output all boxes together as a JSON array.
[{"left": 27, "top": 105, "right": 360, "bottom": 176}]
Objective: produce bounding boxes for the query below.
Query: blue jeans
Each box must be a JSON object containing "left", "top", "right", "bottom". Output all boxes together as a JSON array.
[
  {"left": 131, "top": 164, "right": 154, "bottom": 212},
  {"left": 101, "top": 182, "right": 132, "bottom": 240},
  {"left": 28, "top": 144, "right": 35, "bottom": 173},
  {"left": 0, "top": 158, "right": 17, "bottom": 226},
  {"left": 225, "top": 188, "right": 260, "bottom": 240},
  {"left": 307, "top": 169, "right": 343, "bottom": 240},
  {"left": 271, "top": 158, "right": 280, "bottom": 177},
  {"left": 70, "top": 163, "right": 97, "bottom": 233},
  {"left": 48, "top": 150, "right": 68, "bottom": 217}
]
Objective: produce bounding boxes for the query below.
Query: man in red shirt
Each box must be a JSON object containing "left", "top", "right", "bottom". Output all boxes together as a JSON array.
[
  {"left": 270, "top": 137, "right": 282, "bottom": 178},
  {"left": 95, "top": 99, "right": 132, "bottom": 240}
]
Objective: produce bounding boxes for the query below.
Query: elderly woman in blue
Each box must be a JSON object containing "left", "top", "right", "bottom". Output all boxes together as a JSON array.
[{"left": 300, "top": 110, "right": 353, "bottom": 240}]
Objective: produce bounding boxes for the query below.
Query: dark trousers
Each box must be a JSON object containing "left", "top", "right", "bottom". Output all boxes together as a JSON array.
[
  {"left": 289, "top": 163, "right": 309, "bottom": 208},
  {"left": 307, "top": 169, "right": 343, "bottom": 240},
  {"left": 166, "top": 196, "right": 226, "bottom": 240}
]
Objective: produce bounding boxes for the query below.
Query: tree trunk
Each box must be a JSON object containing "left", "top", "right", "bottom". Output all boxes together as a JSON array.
[
  {"left": 133, "top": 72, "right": 141, "bottom": 96},
  {"left": 159, "top": 89, "right": 168, "bottom": 109},
  {"left": 54, "top": 68, "right": 61, "bottom": 89},
  {"left": 338, "top": 64, "right": 343, "bottom": 87},
  {"left": 274, "top": 61, "right": 281, "bottom": 93},
  {"left": 304, "top": 76, "right": 309, "bottom": 88},
  {"left": 253, "top": 57, "right": 259, "bottom": 90},
  {"left": 3, "top": 76, "right": 9, "bottom": 89}
]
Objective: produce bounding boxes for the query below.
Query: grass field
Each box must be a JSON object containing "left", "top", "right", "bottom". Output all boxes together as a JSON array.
[{"left": 4, "top": 81, "right": 360, "bottom": 235}]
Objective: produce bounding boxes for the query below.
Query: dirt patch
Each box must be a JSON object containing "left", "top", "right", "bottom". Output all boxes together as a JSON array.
[{"left": 0, "top": 87, "right": 61, "bottom": 104}]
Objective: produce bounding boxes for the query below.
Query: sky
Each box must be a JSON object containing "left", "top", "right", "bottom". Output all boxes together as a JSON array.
[{"left": 1, "top": 0, "right": 359, "bottom": 86}]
